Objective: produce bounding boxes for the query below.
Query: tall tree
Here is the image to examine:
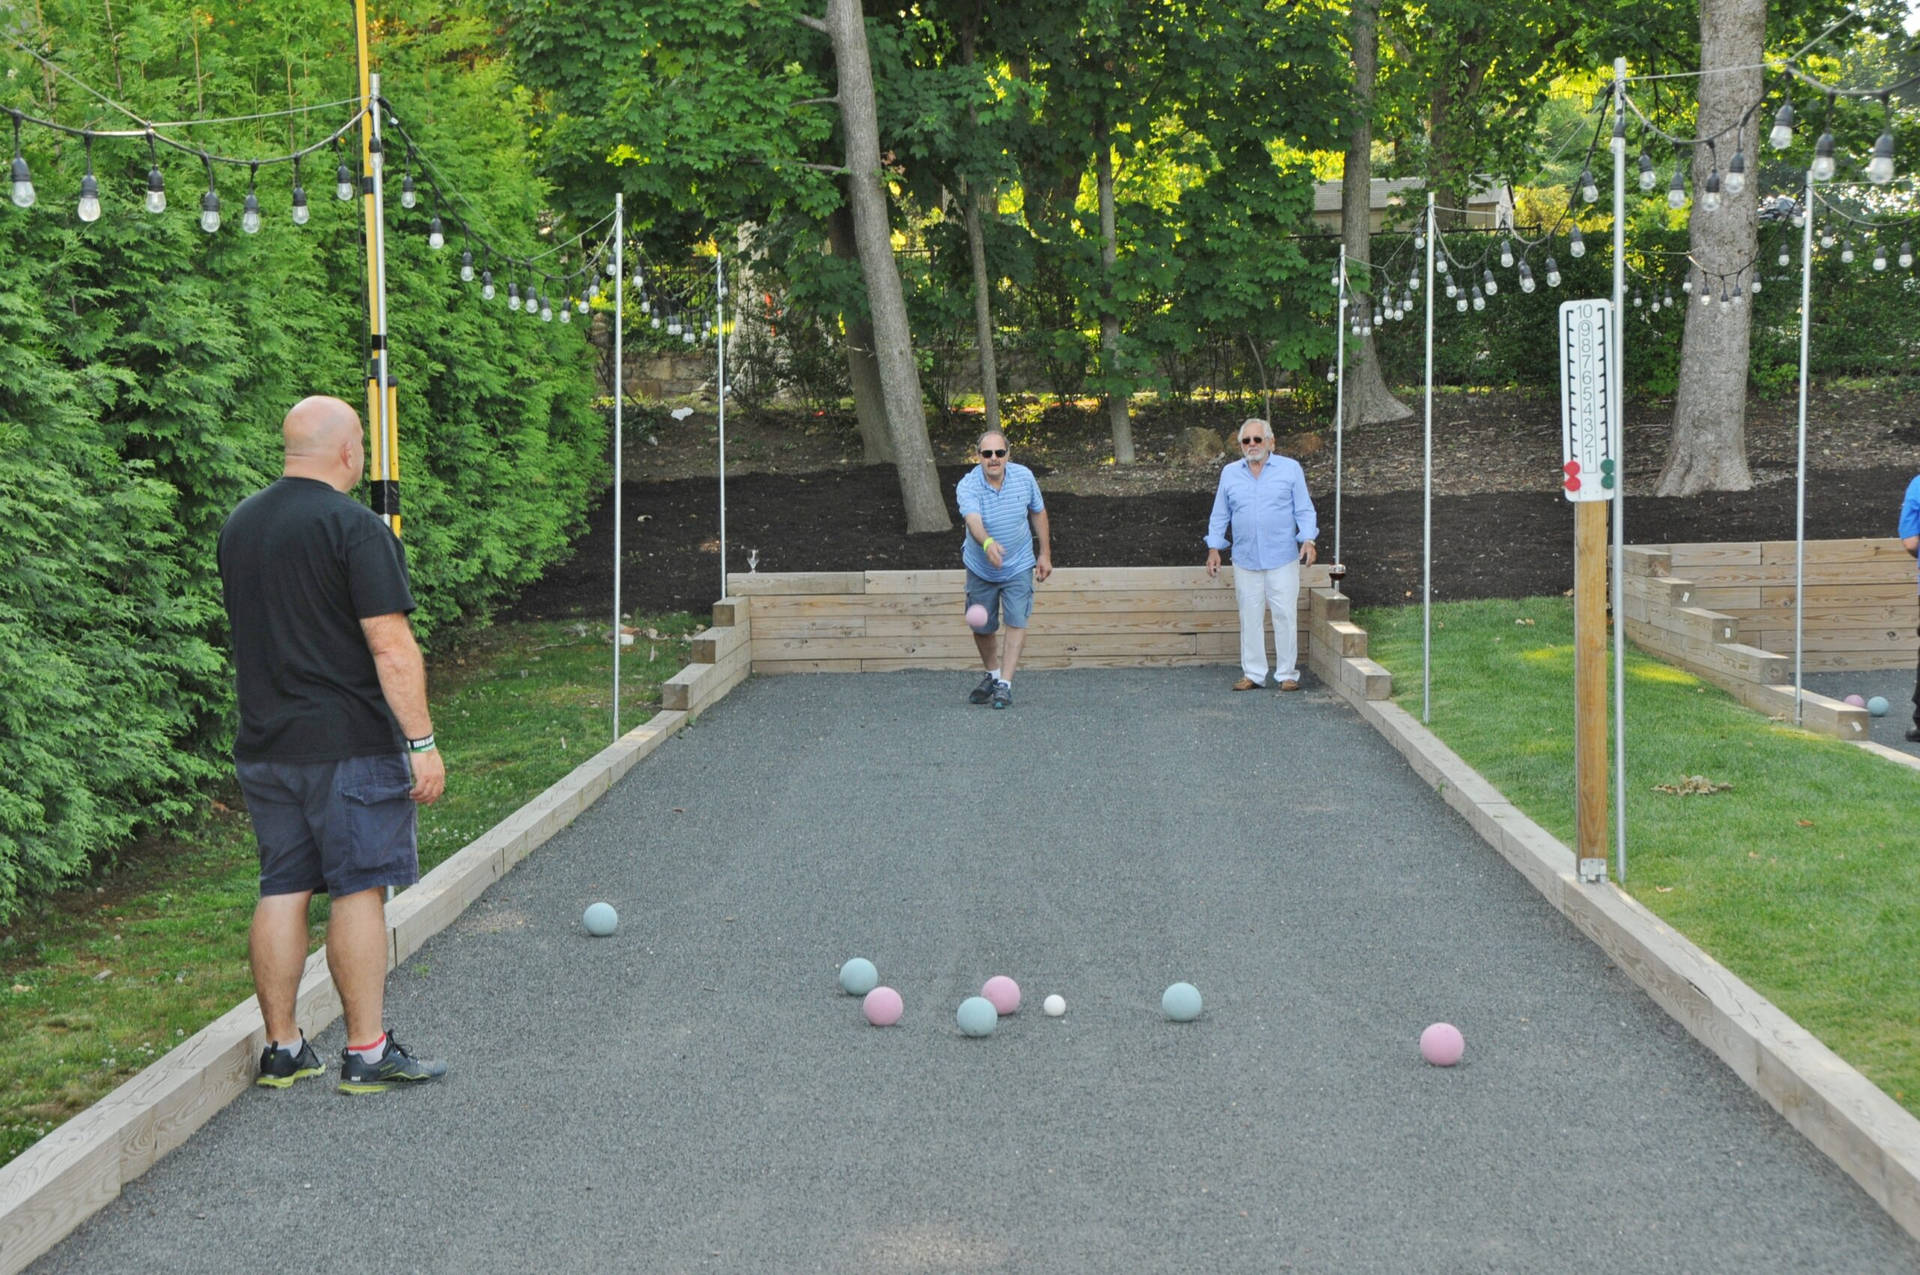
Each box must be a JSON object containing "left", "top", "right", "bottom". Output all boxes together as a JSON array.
[
  {"left": 801, "top": 0, "right": 948, "bottom": 531},
  {"left": 1342, "top": 0, "right": 1412, "bottom": 426},
  {"left": 1659, "top": 0, "right": 1765, "bottom": 494}
]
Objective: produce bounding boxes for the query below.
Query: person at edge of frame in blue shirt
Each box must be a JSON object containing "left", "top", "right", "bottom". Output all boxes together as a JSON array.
[
  {"left": 956, "top": 429, "right": 1052, "bottom": 710},
  {"left": 1898, "top": 472, "right": 1920, "bottom": 741},
  {"left": 1204, "top": 417, "right": 1319, "bottom": 694}
]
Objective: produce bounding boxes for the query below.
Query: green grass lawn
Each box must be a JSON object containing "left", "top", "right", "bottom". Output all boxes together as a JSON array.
[
  {"left": 1360, "top": 598, "right": 1920, "bottom": 1113},
  {"left": 0, "top": 613, "right": 700, "bottom": 1169}
]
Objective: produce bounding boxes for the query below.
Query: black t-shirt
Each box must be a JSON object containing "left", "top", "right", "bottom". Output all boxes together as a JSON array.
[{"left": 217, "top": 477, "right": 417, "bottom": 763}]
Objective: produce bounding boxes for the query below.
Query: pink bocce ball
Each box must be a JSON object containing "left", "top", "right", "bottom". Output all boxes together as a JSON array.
[
  {"left": 1420, "top": 1022, "right": 1465, "bottom": 1067},
  {"left": 1845, "top": 693, "right": 1867, "bottom": 708},
  {"left": 965, "top": 603, "right": 990, "bottom": 632},
  {"left": 981, "top": 975, "right": 1021, "bottom": 1015},
  {"left": 863, "top": 986, "right": 903, "bottom": 1026}
]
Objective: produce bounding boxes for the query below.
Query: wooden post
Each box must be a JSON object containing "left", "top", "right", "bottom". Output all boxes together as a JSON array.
[{"left": 1575, "top": 499, "right": 1608, "bottom": 878}]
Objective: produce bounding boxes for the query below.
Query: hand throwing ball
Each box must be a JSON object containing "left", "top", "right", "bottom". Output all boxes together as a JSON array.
[
  {"left": 965, "top": 603, "right": 990, "bottom": 632},
  {"left": 1868, "top": 696, "right": 1890, "bottom": 717},
  {"left": 583, "top": 902, "right": 618, "bottom": 936},
  {"left": 956, "top": 996, "right": 998, "bottom": 1037},
  {"left": 982, "top": 975, "right": 1021, "bottom": 1015},
  {"left": 863, "top": 986, "right": 903, "bottom": 1026},
  {"left": 1162, "top": 982, "right": 1203, "bottom": 1022},
  {"left": 1420, "top": 1022, "right": 1465, "bottom": 1067},
  {"left": 838, "top": 957, "right": 879, "bottom": 996}
]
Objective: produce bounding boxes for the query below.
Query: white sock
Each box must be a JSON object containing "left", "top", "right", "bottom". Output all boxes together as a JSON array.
[
  {"left": 273, "top": 1035, "right": 304, "bottom": 1056},
  {"left": 349, "top": 1033, "right": 387, "bottom": 1062},
  {"left": 989, "top": 668, "right": 1001, "bottom": 682}
]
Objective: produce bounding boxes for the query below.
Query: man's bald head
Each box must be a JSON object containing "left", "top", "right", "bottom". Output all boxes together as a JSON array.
[{"left": 282, "top": 396, "right": 366, "bottom": 492}]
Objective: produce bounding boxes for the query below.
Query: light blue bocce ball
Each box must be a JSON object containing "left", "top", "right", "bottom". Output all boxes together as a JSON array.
[
  {"left": 956, "top": 996, "right": 998, "bottom": 1037},
  {"left": 1868, "top": 696, "right": 1889, "bottom": 718},
  {"left": 1162, "top": 982, "right": 1203, "bottom": 1022},
  {"left": 838, "top": 957, "right": 879, "bottom": 996},
  {"left": 583, "top": 902, "right": 618, "bottom": 937}
]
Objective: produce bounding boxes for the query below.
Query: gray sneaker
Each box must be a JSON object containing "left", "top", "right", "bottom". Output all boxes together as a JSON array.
[
  {"left": 968, "top": 672, "right": 999, "bottom": 705},
  {"left": 990, "top": 681, "right": 1012, "bottom": 710},
  {"left": 337, "top": 1032, "right": 447, "bottom": 1094}
]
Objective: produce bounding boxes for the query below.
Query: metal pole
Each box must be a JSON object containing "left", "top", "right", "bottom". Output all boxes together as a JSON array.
[
  {"left": 716, "top": 252, "right": 728, "bottom": 604},
  {"left": 1334, "top": 243, "right": 1346, "bottom": 569},
  {"left": 613, "top": 195, "right": 624, "bottom": 741},
  {"left": 1611, "top": 57, "right": 1629, "bottom": 883},
  {"left": 359, "top": 52, "right": 398, "bottom": 535},
  {"left": 1794, "top": 171, "right": 1815, "bottom": 723},
  {"left": 1423, "top": 192, "right": 1435, "bottom": 724}
]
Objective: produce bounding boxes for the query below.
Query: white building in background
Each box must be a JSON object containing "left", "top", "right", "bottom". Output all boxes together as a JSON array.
[{"left": 1312, "top": 177, "right": 1513, "bottom": 232}]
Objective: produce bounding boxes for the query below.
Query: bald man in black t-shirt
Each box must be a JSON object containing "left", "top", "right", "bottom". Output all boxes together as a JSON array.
[{"left": 218, "top": 395, "right": 448, "bottom": 1093}]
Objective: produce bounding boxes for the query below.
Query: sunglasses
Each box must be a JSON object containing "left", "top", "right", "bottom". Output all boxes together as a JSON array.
[
  {"left": 980, "top": 448, "right": 1008, "bottom": 458},
  {"left": 1240, "top": 435, "right": 1266, "bottom": 446}
]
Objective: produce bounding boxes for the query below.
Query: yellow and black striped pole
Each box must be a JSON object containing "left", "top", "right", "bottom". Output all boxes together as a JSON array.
[{"left": 354, "top": 0, "right": 400, "bottom": 535}]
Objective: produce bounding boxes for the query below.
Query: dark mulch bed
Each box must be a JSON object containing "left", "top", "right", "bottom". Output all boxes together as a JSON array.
[{"left": 504, "top": 462, "right": 1915, "bottom": 620}]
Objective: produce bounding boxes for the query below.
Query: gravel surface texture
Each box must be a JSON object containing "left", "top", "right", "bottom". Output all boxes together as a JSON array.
[{"left": 32, "top": 669, "right": 1920, "bottom": 1273}]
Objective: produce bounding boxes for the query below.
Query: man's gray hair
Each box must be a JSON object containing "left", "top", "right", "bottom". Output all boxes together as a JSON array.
[
  {"left": 1239, "top": 418, "right": 1271, "bottom": 441},
  {"left": 977, "top": 429, "right": 1009, "bottom": 452}
]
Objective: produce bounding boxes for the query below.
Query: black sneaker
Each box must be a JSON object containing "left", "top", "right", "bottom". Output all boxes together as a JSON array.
[
  {"left": 255, "top": 1036, "right": 325, "bottom": 1089},
  {"left": 990, "top": 681, "right": 1012, "bottom": 710},
  {"left": 968, "top": 672, "right": 998, "bottom": 705},
  {"left": 337, "top": 1033, "right": 447, "bottom": 1094},
  {"left": 1906, "top": 726, "right": 1920, "bottom": 743}
]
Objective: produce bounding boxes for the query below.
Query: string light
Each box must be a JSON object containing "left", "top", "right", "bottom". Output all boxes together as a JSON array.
[
  {"left": 1570, "top": 225, "right": 1586, "bottom": 258},
  {"left": 1666, "top": 158, "right": 1686, "bottom": 210},
  {"left": 1902, "top": 241, "right": 1915, "bottom": 270},
  {"left": 1482, "top": 267, "right": 1498, "bottom": 296},
  {"left": 9, "top": 112, "right": 34, "bottom": 208},
  {"left": 198, "top": 155, "right": 220, "bottom": 233},
  {"left": 1769, "top": 100, "right": 1794, "bottom": 150},
  {"left": 144, "top": 133, "right": 166, "bottom": 214},
  {"left": 291, "top": 157, "right": 309, "bottom": 225},
  {"left": 1545, "top": 256, "right": 1561, "bottom": 288},
  {"left": 1638, "top": 149, "right": 1655, "bottom": 191},
  {"left": 1868, "top": 96, "right": 1895, "bottom": 185},
  {"left": 1579, "top": 165, "right": 1598, "bottom": 204},
  {"left": 76, "top": 135, "right": 101, "bottom": 222},
  {"left": 1518, "top": 261, "right": 1536, "bottom": 293},
  {"left": 1840, "top": 238, "right": 1855, "bottom": 264},
  {"left": 1811, "top": 97, "right": 1836, "bottom": 182},
  {"left": 1724, "top": 141, "right": 1747, "bottom": 196},
  {"left": 1498, "top": 239, "right": 1513, "bottom": 268},
  {"left": 400, "top": 149, "right": 417, "bottom": 209},
  {"left": 1873, "top": 243, "right": 1888, "bottom": 271},
  {"left": 240, "top": 162, "right": 262, "bottom": 234},
  {"left": 1470, "top": 284, "right": 1485, "bottom": 311}
]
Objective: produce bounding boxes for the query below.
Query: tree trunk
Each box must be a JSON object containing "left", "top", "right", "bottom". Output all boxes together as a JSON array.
[
  {"left": 1342, "top": 0, "right": 1412, "bottom": 428},
  {"left": 958, "top": 7, "right": 1000, "bottom": 441},
  {"left": 826, "top": 205, "right": 893, "bottom": 463},
  {"left": 1657, "top": 0, "right": 1762, "bottom": 495},
  {"left": 1095, "top": 121, "right": 1134, "bottom": 462},
  {"left": 821, "top": 0, "right": 949, "bottom": 531}
]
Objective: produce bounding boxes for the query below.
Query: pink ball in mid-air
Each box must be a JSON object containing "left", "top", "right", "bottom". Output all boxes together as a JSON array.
[
  {"left": 981, "top": 975, "right": 1021, "bottom": 1015},
  {"left": 1420, "top": 1022, "right": 1465, "bottom": 1067},
  {"left": 965, "top": 603, "right": 990, "bottom": 632},
  {"left": 1844, "top": 693, "right": 1867, "bottom": 708},
  {"left": 863, "top": 986, "right": 903, "bottom": 1026}
]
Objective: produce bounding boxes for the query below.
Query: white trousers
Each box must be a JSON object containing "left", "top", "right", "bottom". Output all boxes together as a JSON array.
[{"left": 1233, "top": 560, "right": 1301, "bottom": 685}]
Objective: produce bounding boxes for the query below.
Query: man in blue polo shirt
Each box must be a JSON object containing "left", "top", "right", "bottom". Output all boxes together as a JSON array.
[
  {"left": 1204, "top": 417, "right": 1318, "bottom": 693},
  {"left": 957, "top": 430, "right": 1051, "bottom": 709},
  {"left": 1899, "top": 474, "right": 1920, "bottom": 740}
]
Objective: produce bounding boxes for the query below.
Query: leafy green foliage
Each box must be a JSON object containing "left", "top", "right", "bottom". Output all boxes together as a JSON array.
[{"left": 0, "top": 3, "right": 602, "bottom": 918}]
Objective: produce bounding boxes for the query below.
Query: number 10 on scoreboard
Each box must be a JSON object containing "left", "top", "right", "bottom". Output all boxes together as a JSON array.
[{"left": 1558, "top": 299, "right": 1618, "bottom": 502}]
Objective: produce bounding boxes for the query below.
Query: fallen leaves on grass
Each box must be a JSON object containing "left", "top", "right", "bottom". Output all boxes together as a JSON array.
[{"left": 1652, "top": 774, "right": 1733, "bottom": 796}]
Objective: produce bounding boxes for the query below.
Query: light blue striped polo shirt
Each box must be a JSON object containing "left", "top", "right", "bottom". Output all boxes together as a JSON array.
[{"left": 957, "top": 461, "right": 1044, "bottom": 582}]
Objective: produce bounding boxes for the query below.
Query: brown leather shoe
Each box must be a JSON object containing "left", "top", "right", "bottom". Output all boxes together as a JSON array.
[
  {"left": 1277, "top": 679, "right": 1301, "bottom": 692},
  {"left": 1231, "top": 676, "right": 1263, "bottom": 691}
]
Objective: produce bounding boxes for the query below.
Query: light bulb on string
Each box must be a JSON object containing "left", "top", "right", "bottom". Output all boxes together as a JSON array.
[
  {"left": 143, "top": 133, "right": 166, "bottom": 214},
  {"left": 1482, "top": 267, "right": 1497, "bottom": 296},
  {"left": 1638, "top": 149, "right": 1656, "bottom": 191},
  {"left": 1663, "top": 291, "right": 1674, "bottom": 309},
  {"left": 1518, "top": 261, "right": 1535, "bottom": 293},
  {"left": 335, "top": 154, "right": 354, "bottom": 201},
  {"left": 1499, "top": 239, "right": 1513, "bottom": 269},
  {"left": 1445, "top": 279, "right": 1458, "bottom": 299},
  {"left": 1682, "top": 276, "right": 1692, "bottom": 293},
  {"left": 1406, "top": 270, "right": 1419, "bottom": 292},
  {"left": 1778, "top": 246, "right": 1791, "bottom": 267},
  {"left": 1750, "top": 277, "right": 1762, "bottom": 294},
  {"left": 606, "top": 258, "right": 617, "bottom": 277},
  {"left": 1545, "top": 256, "right": 1560, "bottom": 288},
  {"left": 1631, "top": 289, "right": 1642, "bottom": 307},
  {"left": 682, "top": 328, "right": 695, "bottom": 344},
  {"left": 1873, "top": 244, "right": 1888, "bottom": 271},
  {"left": 8, "top": 112, "right": 34, "bottom": 208},
  {"left": 1869, "top": 100, "right": 1895, "bottom": 185},
  {"left": 540, "top": 292, "right": 553, "bottom": 322},
  {"left": 76, "top": 135, "right": 101, "bottom": 223},
  {"left": 1769, "top": 100, "right": 1794, "bottom": 150},
  {"left": 481, "top": 269, "right": 495, "bottom": 301},
  {"left": 1435, "top": 256, "right": 1448, "bottom": 274},
  {"left": 291, "top": 158, "right": 309, "bottom": 226},
  {"left": 1724, "top": 144, "right": 1746, "bottom": 196},
  {"left": 400, "top": 153, "right": 417, "bottom": 209},
  {"left": 1579, "top": 166, "right": 1598, "bottom": 204},
  {"left": 559, "top": 297, "right": 573, "bottom": 323},
  {"left": 1699, "top": 166, "right": 1721, "bottom": 214},
  {"left": 651, "top": 314, "right": 661, "bottom": 329},
  {"left": 199, "top": 157, "right": 221, "bottom": 234},
  {"left": 1841, "top": 238, "right": 1854, "bottom": 264},
  {"left": 1570, "top": 225, "right": 1585, "bottom": 258},
  {"left": 1811, "top": 98, "right": 1837, "bottom": 182},
  {"left": 241, "top": 163, "right": 262, "bottom": 234},
  {"left": 460, "top": 244, "right": 475, "bottom": 283},
  {"left": 1718, "top": 282, "right": 1731, "bottom": 310},
  {"left": 427, "top": 192, "right": 444, "bottom": 250},
  {"left": 1819, "top": 230, "right": 1835, "bottom": 249},
  {"left": 507, "top": 281, "right": 520, "bottom": 309},
  {"left": 1470, "top": 285, "right": 1485, "bottom": 312},
  {"left": 1455, "top": 295, "right": 1468, "bottom": 314},
  {"left": 1667, "top": 161, "right": 1687, "bottom": 210},
  {"left": 1730, "top": 277, "right": 1744, "bottom": 306},
  {"left": 1901, "top": 241, "right": 1914, "bottom": 270}
]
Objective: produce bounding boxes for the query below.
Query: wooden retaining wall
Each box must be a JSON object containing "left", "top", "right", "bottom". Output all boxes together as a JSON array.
[{"left": 1622, "top": 539, "right": 1917, "bottom": 739}]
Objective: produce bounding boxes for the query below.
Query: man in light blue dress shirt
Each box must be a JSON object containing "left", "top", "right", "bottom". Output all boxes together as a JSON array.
[
  {"left": 1204, "top": 418, "right": 1318, "bottom": 692},
  {"left": 957, "top": 430, "right": 1052, "bottom": 709}
]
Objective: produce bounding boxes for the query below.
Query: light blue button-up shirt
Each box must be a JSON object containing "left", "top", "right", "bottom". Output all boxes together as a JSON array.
[
  {"left": 1205, "top": 454, "right": 1319, "bottom": 570},
  {"left": 1899, "top": 475, "right": 1920, "bottom": 591}
]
